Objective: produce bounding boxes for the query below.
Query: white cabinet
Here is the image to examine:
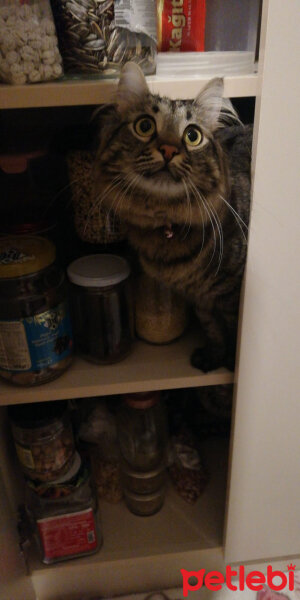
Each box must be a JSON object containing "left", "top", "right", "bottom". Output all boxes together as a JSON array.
[
  {"left": 225, "top": 0, "right": 300, "bottom": 564},
  {"left": 0, "top": 1, "right": 300, "bottom": 599}
]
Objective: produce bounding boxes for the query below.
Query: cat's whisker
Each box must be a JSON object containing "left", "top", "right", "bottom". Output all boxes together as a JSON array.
[
  {"left": 188, "top": 180, "right": 212, "bottom": 266},
  {"left": 190, "top": 181, "right": 220, "bottom": 271},
  {"left": 181, "top": 178, "right": 192, "bottom": 241},
  {"left": 100, "top": 173, "right": 133, "bottom": 229},
  {"left": 200, "top": 193, "right": 218, "bottom": 269},
  {"left": 218, "top": 193, "right": 248, "bottom": 243},
  {"left": 83, "top": 174, "right": 123, "bottom": 236},
  {"left": 207, "top": 197, "right": 224, "bottom": 274},
  {"left": 40, "top": 174, "right": 88, "bottom": 220},
  {"left": 110, "top": 173, "right": 140, "bottom": 232},
  {"left": 188, "top": 179, "right": 206, "bottom": 255}
]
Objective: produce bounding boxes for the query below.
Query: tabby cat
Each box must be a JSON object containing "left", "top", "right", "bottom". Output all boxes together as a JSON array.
[{"left": 93, "top": 62, "right": 252, "bottom": 372}]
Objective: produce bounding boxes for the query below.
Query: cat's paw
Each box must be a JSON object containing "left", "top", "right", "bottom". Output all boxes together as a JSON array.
[{"left": 190, "top": 347, "right": 225, "bottom": 372}]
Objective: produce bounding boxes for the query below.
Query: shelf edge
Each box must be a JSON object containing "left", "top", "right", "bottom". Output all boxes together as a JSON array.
[{"left": 0, "top": 73, "right": 258, "bottom": 109}]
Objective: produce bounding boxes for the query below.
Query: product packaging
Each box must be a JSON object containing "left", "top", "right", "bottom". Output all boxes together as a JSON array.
[
  {"left": 168, "top": 428, "right": 208, "bottom": 504},
  {"left": 25, "top": 454, "right": 102, "bottom": 563},
  {"left": 78, "top": 399, "right": 123, "bottom": 503},
  {"left": 0, "top": 236, "right": 73, "bottom": 386},
  {"left": 157, "top": 0, "right": 206, "bottom": 52},
  {"left": 0, "top": 0, "right": 63, "bottom": 84},
  {"left": 51, "top": 0, "right": 157, "bottom": 77}
]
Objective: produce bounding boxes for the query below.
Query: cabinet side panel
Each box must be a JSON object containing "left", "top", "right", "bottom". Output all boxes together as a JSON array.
[
  {"left": 225, "top": 0, "right": 300, "bottom": 563},
  {"left": 0, "top": 467, "right": 36, "bottom": 600}
]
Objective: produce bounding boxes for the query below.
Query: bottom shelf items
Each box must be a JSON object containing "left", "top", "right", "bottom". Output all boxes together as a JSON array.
[{"left": 26, "top": 437, "right": 229, "bottom": 600}]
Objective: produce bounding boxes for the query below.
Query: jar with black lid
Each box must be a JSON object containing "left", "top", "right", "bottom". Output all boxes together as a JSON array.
[
  {"left": 67, "top": 254, "right": 134, "bottom": 364},
  {"left": 0, "top": 236, "right": 73, "bottom": 386}
]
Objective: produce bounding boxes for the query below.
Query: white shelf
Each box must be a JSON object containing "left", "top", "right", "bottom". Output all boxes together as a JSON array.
[
  {"left": 28, "top": 438, "right": 228, "bottom": 600},
  {"left": 0, "top": 73, "right": 258, "bottom": 110},
  {"left": 0, "top": 332, "right": 233, "bottom": 405}
]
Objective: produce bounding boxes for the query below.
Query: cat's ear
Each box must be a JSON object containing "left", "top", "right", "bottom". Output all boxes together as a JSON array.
[
  {"left": 92, "top": 103, "right": 120, "bottom": 154},
  {"left": 193, "top": 77, "right": 224, "bottom": 131},
  {"left": 116, "top": 62, "right": 149, "bottom": 114}
]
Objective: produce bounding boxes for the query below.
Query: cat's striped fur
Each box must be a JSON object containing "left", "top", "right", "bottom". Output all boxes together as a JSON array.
[{"left": 93, "top": 63, "right": 252, "bottom": 371}]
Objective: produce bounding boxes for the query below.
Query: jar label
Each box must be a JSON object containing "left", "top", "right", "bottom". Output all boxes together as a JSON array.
[
  {"left": 15, "top": 443, "right": 35, "bottom": 469},
  {"left": 37, "top": 507, "right": 98, "bottom": 561},
  {"left": 0, "top": 302, "right": 72, "bottom": 372}
]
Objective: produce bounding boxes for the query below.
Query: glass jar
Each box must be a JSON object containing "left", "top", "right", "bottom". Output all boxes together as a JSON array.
[
  {"left": 116, "top": 391, "right": 168, "bottom": 472},
  {"left": 25, "top": 455, "right": 102, "bottom": 564},
  {"left": 121, "top": 463, "right": 166, "bottom": 495},
  {"left": 67, "top": 254, "right": 134, "bottom": 364},
  {"left": 135, "top": 272, "right": 188, "bottom": 344},
  {"left": 123, "top": 488, "right": 165, "bottom": 517},
  {"left": 8, "top": 401, "right": 75, "bottom": 482},
  {"left": 0, "top": 236, "right": 73, "bottom": 386}
]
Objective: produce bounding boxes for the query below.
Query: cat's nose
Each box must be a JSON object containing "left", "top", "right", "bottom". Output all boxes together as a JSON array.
[{"left": 159, "top": 144, "right": 179, "bottom": 162}]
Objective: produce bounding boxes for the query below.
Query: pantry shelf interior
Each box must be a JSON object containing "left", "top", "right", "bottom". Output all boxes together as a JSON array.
[{"left": 0, "top": 331, "right": 233, "bottom": 405}]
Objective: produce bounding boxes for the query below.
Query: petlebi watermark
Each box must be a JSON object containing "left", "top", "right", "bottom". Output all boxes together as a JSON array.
[{"left": 181, "top": 563, "right": 296, "bottom": 595}]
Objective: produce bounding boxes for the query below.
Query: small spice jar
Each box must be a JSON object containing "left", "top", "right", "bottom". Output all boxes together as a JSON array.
[
  {"left": 8, "top": 401, "right": 75, "bottom": 482},
  {"left": 0, "top": 236, "right": 73, "bottom": 386},
  {"left": 25, "top": 454, "right": 102, "bottom": 564},
  {"left": 135, "top": 272, "right": 188, "bottom": 344},
  {"left": 67, "top": 254, "right": 134, "bottom": 364}
]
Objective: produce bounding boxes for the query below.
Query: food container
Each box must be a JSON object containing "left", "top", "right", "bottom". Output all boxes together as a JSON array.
[
  {"left": 157, "top": 0, "right": 261, "bottom": 76},
  {"left": 158, "top": 0, "right": 261, "bottom": 54},
  {"left": 0, "top": 0, "right": 63, "bottom": 85},
  {"left": 135, "top": 272, "right": 188, "bottom": 344},
  {"left": 0, "top": 236, "right": 73, "bottom": 386},
  {"left": 124, "top": 488, "right": 165, "bottom": 517},
  {"left": 121, "top": 463, "right": 166, "bottom": 495},
  {"left": 67, "top": 150, "right": 125, "bottom": 245},
  {"left": 9, "top": 401, "right": 75, "bottom": 482},
  {"left": 51, "top": 0, "right": 157, "bottom": 77},
  {"left": 67, "top": 254, "right": 134, "bottom": 364},
  {"left": 116, "top": 391, "right": 168, "bottom": 472},
  {"left": 25, "top": 456, "right": 102, "bottom": 564}
]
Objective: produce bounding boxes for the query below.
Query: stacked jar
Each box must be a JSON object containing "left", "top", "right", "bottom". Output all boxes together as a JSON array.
[
  {"left": 9, "top": 401, "right": 102, "bottom": 563},
  {"left": 116, "top": 391, "right": 168, "bottom": 516}
]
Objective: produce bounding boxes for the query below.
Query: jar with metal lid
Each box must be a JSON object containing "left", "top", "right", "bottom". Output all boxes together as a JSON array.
[
  {"left": 25, "top": 454, "right": 102, "bottom": 564},
  {"left": 121, "top": 463, "right": 166, "bottom": 495},
  {"left": 67, "top": 254, "right": 134, "bottom": 364},
  {"left": 116, "top": 391, "right": 168, "bottom": 472},
  {"left": 8, "top": 401, "right": 75, "bottom": 482},
  {"left": 135, "top": 272, "right": 188, "bottom": 344},
  {"left": 0, "top": 236, "right": 73, "bottom": 386},
  {"left": 123, "top": 488, "right": 165, "bottom": 517}
]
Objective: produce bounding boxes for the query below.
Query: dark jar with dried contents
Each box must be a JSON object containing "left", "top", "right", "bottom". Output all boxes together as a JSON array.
[{"left": 67, "top": 254, "right": 134, "bottom": 364}]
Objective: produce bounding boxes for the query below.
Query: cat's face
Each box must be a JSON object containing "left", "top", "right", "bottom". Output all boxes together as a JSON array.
[{"left": 94, "top": 63, "right": 236, "bottom": 227}]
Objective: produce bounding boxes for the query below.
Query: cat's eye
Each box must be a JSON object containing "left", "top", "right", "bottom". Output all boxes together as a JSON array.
[
  {"left": 183, "top": 126, "right": 203, "bottom": 147},
  {"left": 134, "top": 116, "right": 156, "bottom": 138}
]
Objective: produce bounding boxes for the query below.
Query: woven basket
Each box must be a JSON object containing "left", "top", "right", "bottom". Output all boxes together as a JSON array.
[{"left": 67, "top": 150, "right": 125, "bottom": 244}]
